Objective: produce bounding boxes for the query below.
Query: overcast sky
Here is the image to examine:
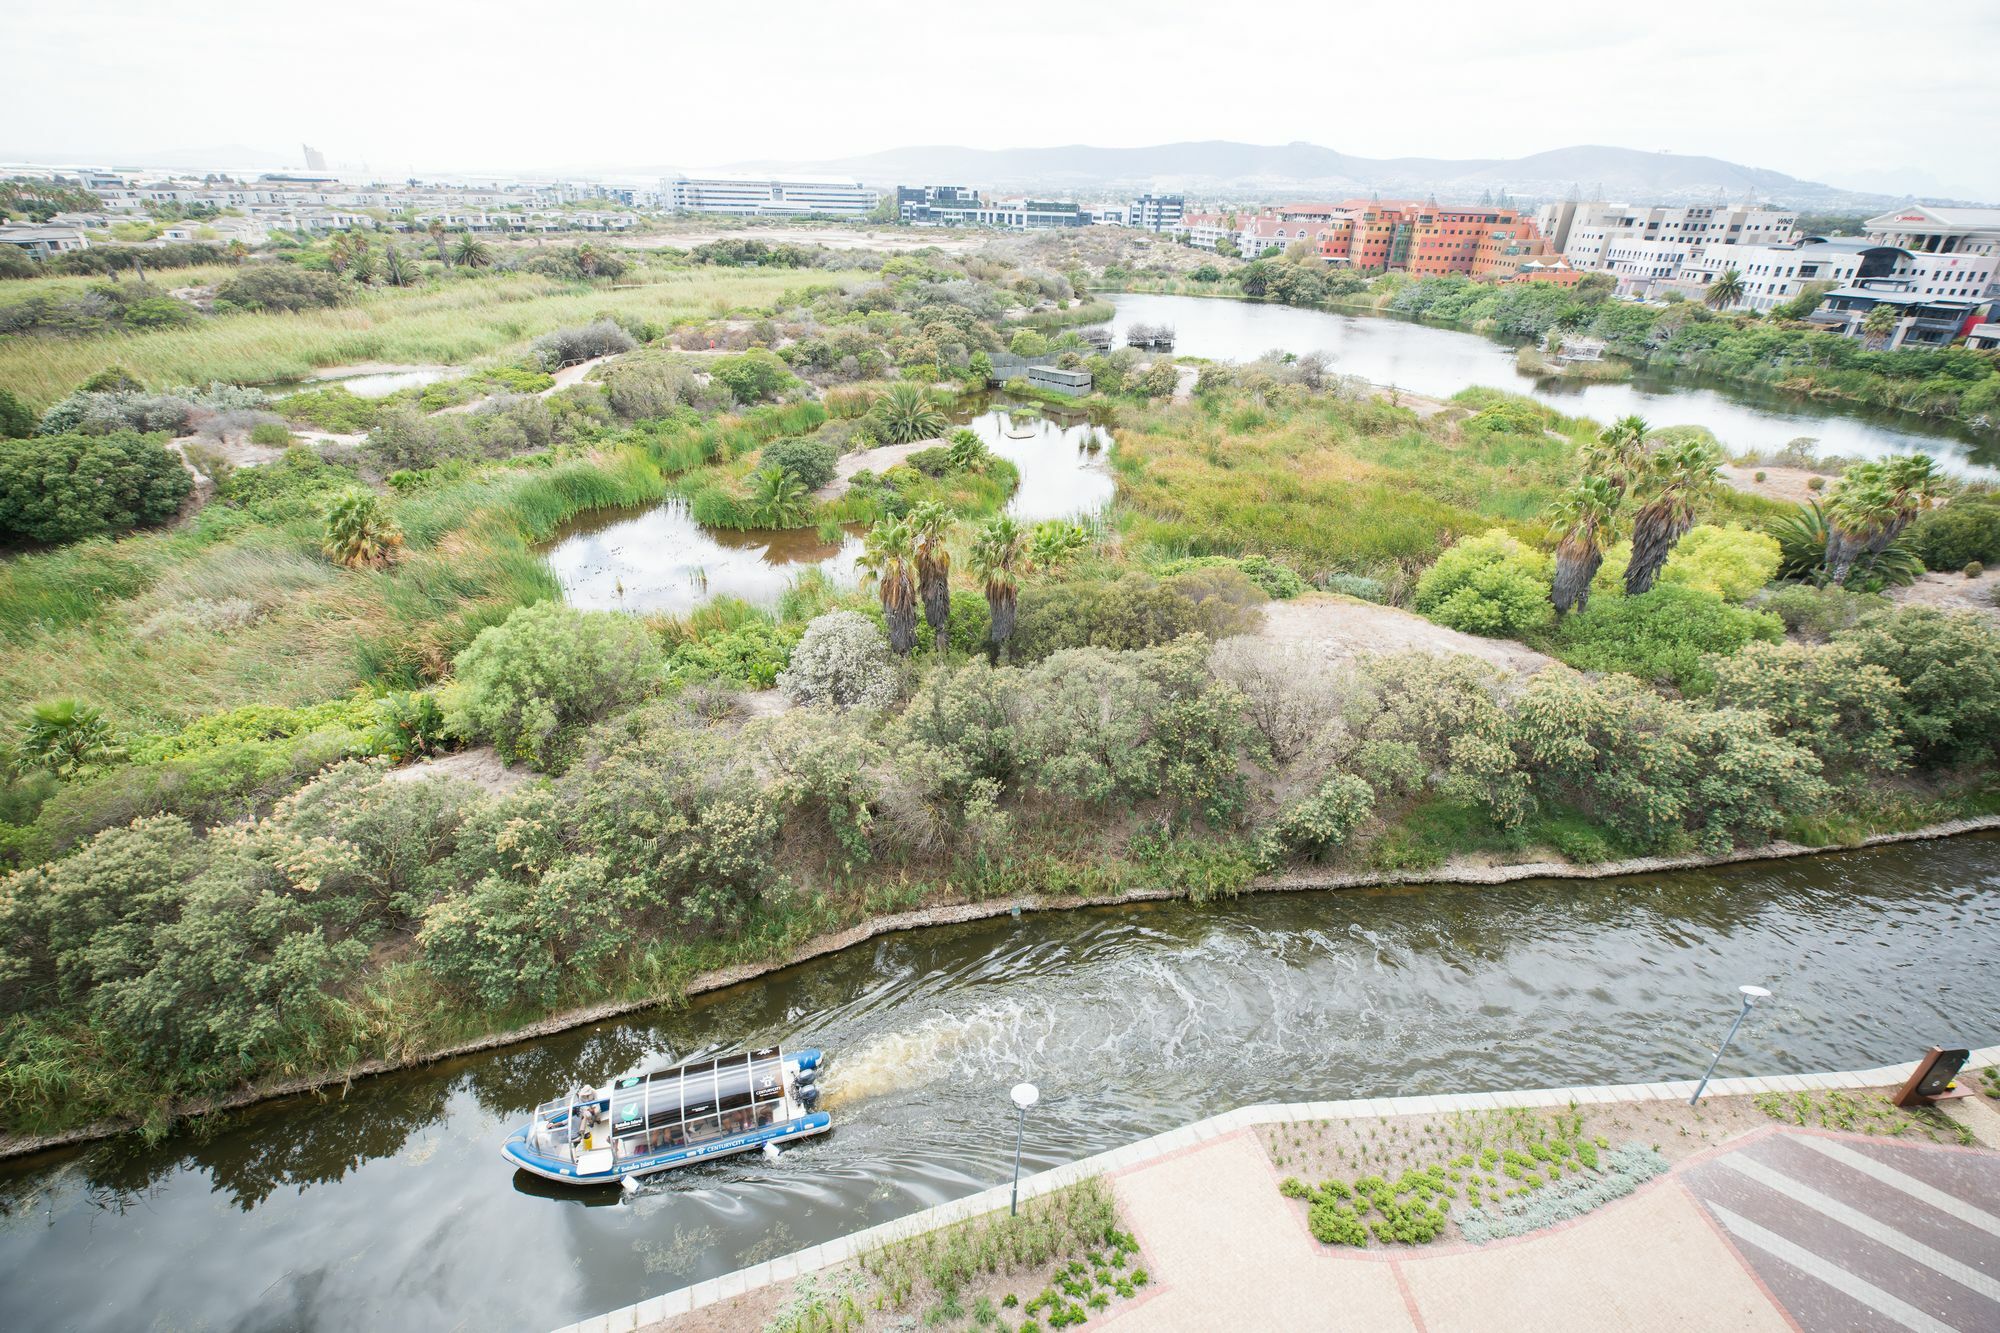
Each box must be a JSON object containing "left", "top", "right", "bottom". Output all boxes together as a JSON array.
[{"left": 7, "top": 0, "right": 1998, "bottom": 200}]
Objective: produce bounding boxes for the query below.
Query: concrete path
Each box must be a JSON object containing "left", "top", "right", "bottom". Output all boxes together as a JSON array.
[{"left": 1104, "top": 1129, "right": 1792, "bottom": 1332}]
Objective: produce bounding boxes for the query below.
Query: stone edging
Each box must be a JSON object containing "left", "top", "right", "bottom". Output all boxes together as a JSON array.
[
  {"left": 557, "top": 1046, "right": 2000, "bottom": 1333},
  {"left": 5, "top": 815, "right": 1996, "bottom": 1162}
]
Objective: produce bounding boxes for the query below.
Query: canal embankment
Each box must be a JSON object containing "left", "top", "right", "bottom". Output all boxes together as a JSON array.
[{"left": 6, "top": 813, "right": 1998, "bottom": 1165}]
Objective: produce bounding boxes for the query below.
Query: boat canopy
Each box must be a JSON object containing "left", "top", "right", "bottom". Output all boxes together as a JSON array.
[{"left": 605, "top": 1047, "right": 787, "bottom": 1146}]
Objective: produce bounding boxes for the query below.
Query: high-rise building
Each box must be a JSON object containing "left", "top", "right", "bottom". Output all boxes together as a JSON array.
[
  {"left": 1130, "top": 194, "right": 1185, "bottom": 233},
  {"left": 302, "top": 144, "right": 328, "bottom": 172}
]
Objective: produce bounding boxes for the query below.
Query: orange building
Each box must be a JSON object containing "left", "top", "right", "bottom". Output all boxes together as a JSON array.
[{"left": 1292, "top": 199, "right": 1550, "bottom": 277}]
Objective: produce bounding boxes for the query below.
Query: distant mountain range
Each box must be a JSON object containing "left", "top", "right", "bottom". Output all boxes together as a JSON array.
[{"left": 729, "top": 140, "right": 1917, "bottom": 209}]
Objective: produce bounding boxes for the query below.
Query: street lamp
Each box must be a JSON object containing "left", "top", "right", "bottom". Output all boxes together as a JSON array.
[
  {"left": 1690, "top": 985, "right": 1772, "bottom": 1105},
  {"left": 1009, "top": 1082, "right": 1039, "bottom": 1217}
]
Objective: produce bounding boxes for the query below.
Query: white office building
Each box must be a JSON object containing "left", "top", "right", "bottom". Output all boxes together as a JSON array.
[
  {"left": 1544, "top": 201, "right": 1799, "bottom": 277},
  {"left": 1862, "top": 204, "right": 2000, "bottom": 300},
  {"left": 666, "top": 175, "right": 878, "bottom": 217}
]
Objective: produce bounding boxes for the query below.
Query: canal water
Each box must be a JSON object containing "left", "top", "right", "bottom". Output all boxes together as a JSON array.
[
  {"left": 544, "top": 402, "right": 1113, "bottom": 614},
  {"left": 1107, "top": 292, "right": 1998, "bottom": 475},
  {"left": 6, "top": 837, "right": 2000, "bottom": 1332}
]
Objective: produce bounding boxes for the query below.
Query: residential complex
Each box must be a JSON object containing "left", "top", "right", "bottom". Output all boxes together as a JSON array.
[
  {"left": 1181, "top": 199, "right": 1553, "bottom": 279},
  {"left": 895, "top": 185, "right": 1184, "bottom": 233},
  {"left": 665, "top": 174, "right": 879, "bottom": 217}
]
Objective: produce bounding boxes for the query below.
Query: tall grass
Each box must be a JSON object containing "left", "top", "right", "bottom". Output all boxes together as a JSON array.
[
  {"left": 0, "top": 263, "right": 243, "bottom": 305},
  {"left": 0, "top": 268, "right": 869, "bottom": 407}
]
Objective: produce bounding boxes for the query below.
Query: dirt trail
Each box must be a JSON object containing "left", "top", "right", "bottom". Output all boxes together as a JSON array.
[
  {"left": 811, "top": 439, "right": 943, "bottom": 500},
  {"left": 1255, "top": 592, "right": 1554, "bottom": 676},
  {"left": 1889, "top": 567, "right": 2000, "bottom": 618},
  {"left": 1718, "top": 463, "right": 1826, "bottom": 505},
  {"left": 379, "top": 745, "right": 532, "bottom": 796}
]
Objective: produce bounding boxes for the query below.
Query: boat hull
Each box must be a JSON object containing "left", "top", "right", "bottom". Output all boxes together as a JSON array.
[{"left": 502, "top": 1112, "right": 832, "bottom": 1187}]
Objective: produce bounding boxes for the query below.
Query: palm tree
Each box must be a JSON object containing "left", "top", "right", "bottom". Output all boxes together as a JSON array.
[
  {"left": 746, "top": 464, "right": 811, "bottom": 528},
  {"left": 970, "top": 515, "right": 1026, "bottom": 663},
  {"left": 1583, "top": 415, "right": 1649, "bottom": 491},
  {"left": 323, "top": 491, "right": 404, "bottom": 569},
  {"left": 576, "top": 243, "right": 600, "bottom": 277},
  {"left": 325, "top": 233, "right": 351, "bottom": 276},
  {"left": 1705, "top": 268, "right": 1744, "bottom": 310},
  {"left": 871, "top": 383, "right": 946, "bottom": 444},
  {"left": 1875, "top": 453, "right": 1945, "bottom": 548},
  {"left": 1823, "top": 470, "right": 1900, "bottom": 586},
  {"left": 1623, "top": 433, "right": 1723, "bottom": 595},
  {"left": 452, "top": 235, "right": 492, "bottom": 269},
  {"left": 381, "top": 246, "right": 416, "bottom": 287},
  {"left": 18, "top": 698, "right": 118, "bottom": 777},
  {"left": 427, "top": 219, "right": 449, "bottom": 265},
  {"left": 1027, "top": 519, "right": 1089, "bottom": 574},
  {"left": 1549, "top": 475, "right": 1622, "bottom": 615},
  {"left": 910, "top": 502, "right": 954, "bottom": 653},
  {"left": 859, "top": 516, "right": 919, "bottom": 654},
  {"left": 1862, "top": 302, "right": 1899, "bottom": 349}
]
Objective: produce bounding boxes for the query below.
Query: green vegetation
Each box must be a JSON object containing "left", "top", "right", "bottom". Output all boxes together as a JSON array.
[
  {"left": 1752, "top": 1088, "right": 1975, "bottom": 1146},
  {"left": 0, "top": 431, "right": 192, "bottom": 544}
]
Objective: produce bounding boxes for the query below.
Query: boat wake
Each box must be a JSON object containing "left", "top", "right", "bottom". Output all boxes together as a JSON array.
[{"left": 820, "top": 1001, "right": 1049, "bottom": 1109}]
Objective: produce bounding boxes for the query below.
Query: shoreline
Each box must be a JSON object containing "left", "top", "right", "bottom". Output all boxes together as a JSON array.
[{"left": 5, "top": 813, "right": 1998, "bottom": 1163}]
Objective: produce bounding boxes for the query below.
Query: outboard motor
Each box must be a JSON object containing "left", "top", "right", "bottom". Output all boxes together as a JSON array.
[
  {"left": 795, "top": 1066, "right": 817, "bottom": 1086},
  {"left": 798, "top": 1083, "right": 821, "bottom": 1110}
]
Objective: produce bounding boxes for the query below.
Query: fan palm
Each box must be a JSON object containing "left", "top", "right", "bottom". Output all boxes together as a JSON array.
[
  {"left": 1769, "top": 501, "right": 1923, "bottom": 589},
  {"left": 910, "top": 502, "right": 954, "bottom": 653},
  {"left": 1861, "top": 302, "right": 1899, "bottom": 349},
  {"left": 859, "top": 516, "right": 920, "bottom": 654},
  {"left": 970, "top": 515, "right": 1027, "bottom": 662},
  {"left": 1549, "top": 475, "right": 1622, "bottom": 615},
  {"left": 1027, "top": 519, "right": 1090, "bottom": 575},
  {"left": 1705, "top": 268, "right": 1744, "bottom": 310},
  {"left": 452, "top": 235, "right": 492, "bottom": 268},
  {"left": 1873, "top": 453, "right": 1945, "bottom": 550},
  {"left": 747, "top": 465, "right": 812, "bottom": 528},
  {"left": 871, "top": 383, "right": 946, "bottom": 444},
  {"left": 323, "top": 491, "right": 405, "bottom": 569},
  {"left": 427, "top": 219, "right": 449, "bottom": 264},
  {"left": 1823, "top": 472, "right": 1901, "bottom": 586},
  {"left": 1582, "top": 415, "right": 1649, "bottom": 490},
  {"left": 381, "top": 246, "right": 417, "bottom": 287},
  {"left": 18, "top": 698, "right": 118, "bottom": 777},
  {"left": 1624, "top": 434, "right": 1723, "bottom": 595}
]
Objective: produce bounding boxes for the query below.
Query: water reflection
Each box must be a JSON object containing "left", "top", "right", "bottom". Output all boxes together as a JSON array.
[
  {"left": 1108, "top": 292, "right": 1998, "bottom": 475},
  {"left": 543, "top": 402, "right": 1115, "bottom": 614},
  {"left": 7, "top": 836, "right": 2000, "bottom": 1332}
]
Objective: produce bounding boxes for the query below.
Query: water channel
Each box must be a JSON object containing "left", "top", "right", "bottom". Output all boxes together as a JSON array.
[
  {"left": 544, "top": 401, "right": 1113, "bottom": 615},
  {"left": 6, "top": 836, "right": 2000, "bottom": 1332},
  {"left": 1107, "top": 292, "right": 1998, "bottom": 476}
]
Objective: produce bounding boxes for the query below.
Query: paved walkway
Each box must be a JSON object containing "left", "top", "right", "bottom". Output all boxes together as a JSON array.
[{"left": 1104, "top": 1118, "right": 2000, "bottom": 1332}]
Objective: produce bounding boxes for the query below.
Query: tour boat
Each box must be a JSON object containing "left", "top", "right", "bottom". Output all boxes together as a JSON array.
[{"left": 502, "top": 1046, "right": 829, "bottom": 1187}]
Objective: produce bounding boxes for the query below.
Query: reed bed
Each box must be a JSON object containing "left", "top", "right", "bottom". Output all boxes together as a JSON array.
[{"left": 0, "top": 267, "right": 868, "bottom": 407}]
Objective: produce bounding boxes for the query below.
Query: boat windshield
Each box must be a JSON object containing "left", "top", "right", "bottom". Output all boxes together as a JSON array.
[{"left": 610, "top": 1047, "right": 787, "bottom": 1157}]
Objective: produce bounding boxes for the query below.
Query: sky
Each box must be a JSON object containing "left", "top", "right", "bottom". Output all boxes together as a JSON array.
[{"left": 7, "top": 0, "right": 2000, "bottom": 200}]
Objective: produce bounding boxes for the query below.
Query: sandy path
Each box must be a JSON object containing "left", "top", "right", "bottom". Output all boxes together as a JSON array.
[
  {"left": 379, "top": 745, "right": 532, "bottom": 796},
  {"left": 1889, "top": 567, "right": 2000, "bottom": 618},
  {"left": 1256, "top": 592, "right": 1554, "bottom": 676},
  {"left": 1718, "top": 463, "right": 1826, "bottom": 505},
  {"left": 810, "top": 438, "right": 943, "bottom": 500}
]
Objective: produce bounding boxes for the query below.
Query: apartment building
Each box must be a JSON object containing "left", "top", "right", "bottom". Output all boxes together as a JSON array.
[
  {"left": 0, "top": 222, "right": 88, "bottom": 260},
  {"left": 666, "top": 175, "right": 878, "bottom": 217},
  {"left": 1130, "top": 194, "right": 1186, "bottom": 233},
  {"left": 1182, "top": 199, "right": 1550, "bottom": 278}
]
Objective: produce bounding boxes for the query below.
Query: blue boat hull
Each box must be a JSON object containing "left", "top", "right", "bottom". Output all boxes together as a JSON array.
[{"left": 502, "top": 1111, "right": 832, "bottom": 1186}]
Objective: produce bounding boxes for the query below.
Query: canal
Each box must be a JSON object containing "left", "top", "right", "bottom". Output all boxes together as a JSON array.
[
  {"left": 1106, "top": 292, "right": 1998, "bottom": 475},
  {"left": 5, "top": 836, "right": 2000, "bottom": 1332}
]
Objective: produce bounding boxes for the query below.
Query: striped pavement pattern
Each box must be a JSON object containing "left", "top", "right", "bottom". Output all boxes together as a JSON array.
[{"left": 1683, "top": 1130, "right": 2000, "bottom": 1332}]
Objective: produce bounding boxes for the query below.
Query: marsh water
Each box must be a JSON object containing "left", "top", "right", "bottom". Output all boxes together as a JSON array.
[
  {"left": 1107, "top": 292, "right": 1998, "bottom": 476},
  {"left": 545, "top": 401, "right": 1113, "bottom": 614},
  {"left": 7, "top": 837, "right": 2000, "bottom": 1332}
]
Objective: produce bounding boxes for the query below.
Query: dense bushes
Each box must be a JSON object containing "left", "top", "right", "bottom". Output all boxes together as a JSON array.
[
  {"left": 1414, "top": 530, "right": 1553, "bottom": 637},
  {"left": 444, "top": 602, "right": 663, "bottom": 768},
  {"left": 1835, "top": 607, "right": 2000, "bottom": 766},
  {"left": 778, "top": 611, "right": 899, "bottom": 708},
  {"left": 529, "top": 318, "right": 637, "bottom": 371},
  {"left": 1012, "top": 572, "right": 1261, "bottom": 661},
  {"left": 1907, "top": 496, "right": 2000, "bottom": 572},
  {"left": 0, "top": 432, "right": 192, "bottom": 544},
  {"left": 760, "top": 436, "right": 838, "bottom": 491},
  {"left": 1552, "top": 586, "right": 1782, "bottom": 692},
  {"left": 711, "top": 349, "right": 796, "bottom": 404},
  {"left": 214, "top": 266, "right": 346, "bottom": 313}
]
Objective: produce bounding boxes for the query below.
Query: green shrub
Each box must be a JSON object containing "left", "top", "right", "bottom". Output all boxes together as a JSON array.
[
  {"left": 666, "top": 621, "right": 803, "bottom": 689},
  {"left": 1553, "top": 585, "right": 1782, "bottom": 693},
  {"left": 0, "top": 387, "right": 35, "bottom": 439},
  {"left": 1157, "top": 554, "right": 1305, "bottom": 599},
  {"left": 1269, "top": 772, "right": 1375, "bottom": 859},
  {"left": 758, "top": 436, "right": 838, "bottom": 491},
  {"left": 1413, "top": 530, "right": 1553, "bottom": 638},
  {"left": 214, "top": 266, "right": 345, "bottom": 312},
  {"left": 0, "top": 432, "right": 192, "bottom": 545},
  {"left": 1657, "top": 525, "right": 1781, "bottom": 601},
  {"left": 1707, "top": 640, "right": 1908, "bottom": 777},
  {"left": 1758, "top": 583, "right": 1886, "bottom": 641},
  {"left": 710, "top": 349, "right": 795, "bottom": 404},
  {"left": 1321, "top": 572, "right": 1388, "bottom": 602},
  {"left": 1908, "top": 497, "right": 2000, "bottom": 572},
  {"left": 248, "top": 420, "right": 292, "bottom": 447},
  {"left": 444, "top": 602, "right": 663, "bottom": 769},
  {"left": 1834, "top": 607, "right": 2000, "bottom": 767},
  {"left": 1012, "top": 574, "right": 1208, "bottom": 660}
]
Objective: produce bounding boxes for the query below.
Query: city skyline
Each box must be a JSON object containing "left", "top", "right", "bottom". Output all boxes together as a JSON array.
[{"left": 7, "top": 0, "right": 1999, "bottom": 201}]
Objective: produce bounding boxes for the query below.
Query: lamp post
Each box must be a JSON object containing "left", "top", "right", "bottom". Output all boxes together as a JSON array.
[
  {"left": 1691, "top": 985, "right": 1772, "bottom": 1105},
  {"left": 1009, "top": 1082, "right": 1039, "bottom": 1217}
]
